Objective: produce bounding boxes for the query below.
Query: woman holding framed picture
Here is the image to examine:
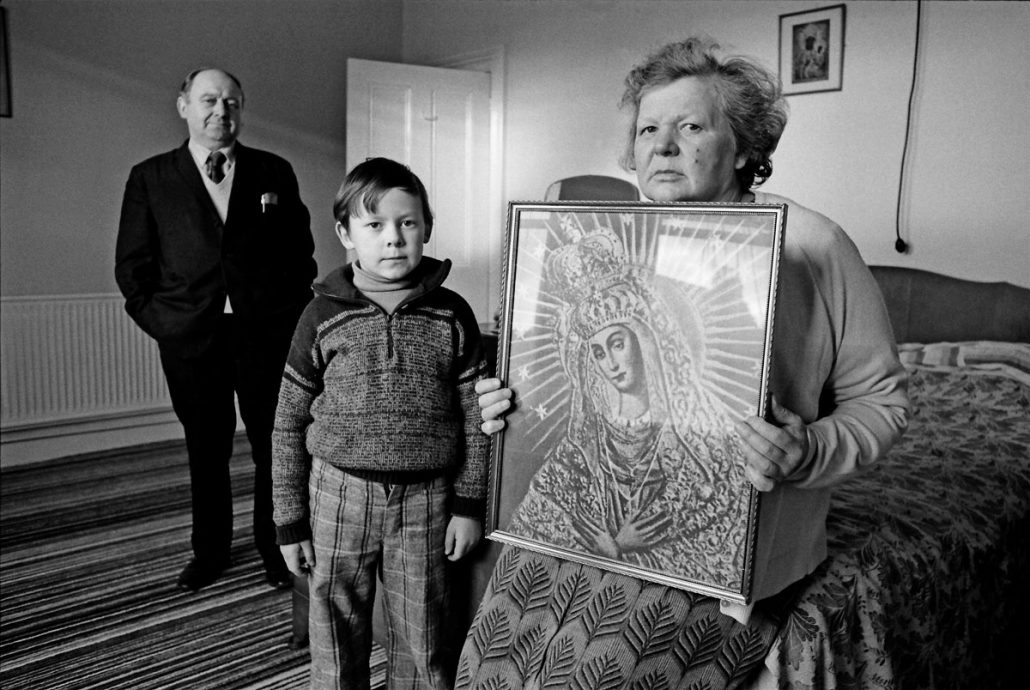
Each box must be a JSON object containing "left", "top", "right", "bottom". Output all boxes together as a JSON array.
[{"left": 477, "top": 34, "right": 907, "bottom": 615}]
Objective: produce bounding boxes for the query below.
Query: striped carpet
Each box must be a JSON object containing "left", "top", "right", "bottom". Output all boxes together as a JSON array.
[{"left": 0, "top": 437, "right": 385, "bottom": 689}]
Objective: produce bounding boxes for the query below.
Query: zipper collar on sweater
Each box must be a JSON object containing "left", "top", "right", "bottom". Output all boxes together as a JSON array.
[{"left": 311, "top": 256, "right": 452, "bottom": 307}]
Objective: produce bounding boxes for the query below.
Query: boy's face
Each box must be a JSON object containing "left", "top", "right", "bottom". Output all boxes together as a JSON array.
[{"left": 336, "top": 188, "right": 427, "bottom": 282}]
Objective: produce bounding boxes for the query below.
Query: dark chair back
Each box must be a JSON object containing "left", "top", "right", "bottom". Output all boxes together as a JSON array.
[{"left": 544, "top": 174, "right": 639, "bottom": 201}]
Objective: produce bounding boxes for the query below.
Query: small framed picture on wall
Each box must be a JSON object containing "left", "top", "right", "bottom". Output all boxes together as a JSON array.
[{"left": 779, "top": 4, "right": 846, "bottom": 95}]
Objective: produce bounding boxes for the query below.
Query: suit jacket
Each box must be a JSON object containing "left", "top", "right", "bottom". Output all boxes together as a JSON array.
[{"left": 115, "top": 141, "right": 317, "bottom": 357}]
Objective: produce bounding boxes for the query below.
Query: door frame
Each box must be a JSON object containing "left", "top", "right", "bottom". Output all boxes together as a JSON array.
[{"left": 432, "top": 46, "right": 506, "bottom": 325}]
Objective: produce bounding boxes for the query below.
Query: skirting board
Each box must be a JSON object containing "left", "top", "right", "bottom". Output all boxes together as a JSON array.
[{"left": 0, "top": 409, "right": 183, "bottom": 469}]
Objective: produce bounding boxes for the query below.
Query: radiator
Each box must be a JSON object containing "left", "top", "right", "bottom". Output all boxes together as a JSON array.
[{"left": 1, "top": 295, "right": 170, "bottom": 429}]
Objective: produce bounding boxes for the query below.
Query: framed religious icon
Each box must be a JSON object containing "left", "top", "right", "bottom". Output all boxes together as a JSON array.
[
  {"left": 779, "top": 4, "right": 846, "bottom": 95},
  {"left": 486, "top": 201, "right": 786, "bottom": 603}
]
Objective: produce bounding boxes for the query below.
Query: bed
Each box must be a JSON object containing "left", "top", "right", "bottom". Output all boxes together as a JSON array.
[{"left": 454, "top": 265, "right": 1030, "bottom": 690}]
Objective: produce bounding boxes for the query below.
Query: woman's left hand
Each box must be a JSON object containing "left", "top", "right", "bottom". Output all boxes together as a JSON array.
[{"left": 735, "top": 397, "right": 810, "bottom": 491}]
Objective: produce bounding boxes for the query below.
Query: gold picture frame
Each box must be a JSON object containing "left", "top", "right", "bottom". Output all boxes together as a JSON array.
[{"left": 486, "top": 201, "right": 786, "bottom": 603}]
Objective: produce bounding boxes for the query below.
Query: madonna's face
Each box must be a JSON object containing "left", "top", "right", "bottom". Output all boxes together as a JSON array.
[{"left": 589, "top": 324, "right": 645, "bottom": 394}]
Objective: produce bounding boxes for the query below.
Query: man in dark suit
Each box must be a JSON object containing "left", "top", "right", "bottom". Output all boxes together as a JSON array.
[{"left": 115, "top": 68, "right": 317, "bottom": 592}]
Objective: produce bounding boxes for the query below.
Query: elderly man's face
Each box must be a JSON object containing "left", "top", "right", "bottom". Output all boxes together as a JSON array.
[
  {"left": 177, "top": 70, "right": 243, "bottom": 150},
  {"left": 632, "top": 76, "right": 746, "bottom": 203}
]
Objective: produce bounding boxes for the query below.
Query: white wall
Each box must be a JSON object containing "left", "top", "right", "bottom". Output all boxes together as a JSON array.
[
  {"left": 0, "top": 0, "right": 405, "bottom": 299},
  {"left": 402, "top": 0, "right": 1030, "bottom": 287},
  {"left": 0, "top": 0, "right": 405, "bottom": 465}
]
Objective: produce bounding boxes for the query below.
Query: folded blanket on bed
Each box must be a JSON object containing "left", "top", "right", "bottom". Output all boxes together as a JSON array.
[{"left": 898, "top": 340, "right": 1030, "bottom": 384}]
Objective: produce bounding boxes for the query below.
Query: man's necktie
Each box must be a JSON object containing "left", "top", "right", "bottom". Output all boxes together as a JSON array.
[{"left": 205, "top": 151, "right": 226, "bottom": 184}]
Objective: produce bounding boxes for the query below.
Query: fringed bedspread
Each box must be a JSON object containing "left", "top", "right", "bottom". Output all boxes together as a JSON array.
[
  {"left": 764, "top": 343, "right": 1030, "bottom": 689},
  {"left": 457, "top": 342, "right": 1030, "bottom": 690}
]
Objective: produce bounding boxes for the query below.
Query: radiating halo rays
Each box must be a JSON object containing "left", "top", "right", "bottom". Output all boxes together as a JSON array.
[{"left": 505, "top": 208, "right": 775, "bottom": 455}]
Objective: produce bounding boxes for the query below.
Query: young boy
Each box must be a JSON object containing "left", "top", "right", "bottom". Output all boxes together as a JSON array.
[{"left": 272, "top": 157, "right": 490, "bottom": 689}]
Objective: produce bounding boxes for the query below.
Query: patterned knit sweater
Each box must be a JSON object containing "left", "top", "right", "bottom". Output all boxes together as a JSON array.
[{"left": 272, "top": 257, "right": 490, "bottom": 545}]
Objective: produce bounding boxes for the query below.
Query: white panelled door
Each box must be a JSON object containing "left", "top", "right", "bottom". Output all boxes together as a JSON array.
[{"left": 347, "top": 58, "right": 493, "bottom": 322}]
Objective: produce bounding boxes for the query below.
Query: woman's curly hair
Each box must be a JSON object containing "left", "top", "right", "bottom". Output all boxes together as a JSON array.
[{"left": 618, "top": 37, "right": 788, "bottom": 190}]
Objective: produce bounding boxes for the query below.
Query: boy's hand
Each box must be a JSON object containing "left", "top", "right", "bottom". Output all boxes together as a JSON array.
[
  {"left": 444, "top": 515, "right": 482, "bottom": 562},
  {"left": 280, "top": 540, "right": 316, "bottom": 577}
]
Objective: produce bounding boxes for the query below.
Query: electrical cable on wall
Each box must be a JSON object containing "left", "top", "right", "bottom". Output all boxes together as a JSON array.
[{"left": 895, "top": 0, "right": 922, "bottom": 254}]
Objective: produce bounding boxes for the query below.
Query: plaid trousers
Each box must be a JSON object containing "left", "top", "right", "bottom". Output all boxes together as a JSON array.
[{"left": 308, "top": 458, "right": 451, "bottom": 690}]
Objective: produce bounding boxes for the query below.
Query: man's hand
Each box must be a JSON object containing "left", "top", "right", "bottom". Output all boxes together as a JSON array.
[
  {"left": 445, "top": 516, "right": 482, "bottom": 562},
  {"left": 735, "top": 397, "right": 810, "bottom": 492},
  {"left": 280, "top": 540, "right": 316, "bottom": 577},
  {"left": 475, "top": 378, "right": 513, "bottom": 435}
]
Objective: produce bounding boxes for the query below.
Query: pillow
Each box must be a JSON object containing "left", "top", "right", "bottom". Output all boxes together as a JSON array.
[{"left": 898, "top": 341, "right": 1030, "bottom": 385}]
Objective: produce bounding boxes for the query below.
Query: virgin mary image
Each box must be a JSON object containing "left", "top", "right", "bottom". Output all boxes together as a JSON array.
[{"left": 506, "top": 224, "right": 754, "bottom": 588}]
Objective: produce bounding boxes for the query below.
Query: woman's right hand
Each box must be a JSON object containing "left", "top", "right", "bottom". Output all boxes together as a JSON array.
[{"left": 475, "top": 378, "right": 513, "bottom": 435}]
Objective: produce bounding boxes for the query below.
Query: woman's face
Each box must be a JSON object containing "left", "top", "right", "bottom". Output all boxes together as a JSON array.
[
  {"left": 632, "top": 76, "right": 746, "bottom": 203},
  {"left": 589, "top": 324, "right": 644, "bottom": 394}
]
